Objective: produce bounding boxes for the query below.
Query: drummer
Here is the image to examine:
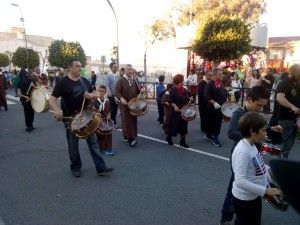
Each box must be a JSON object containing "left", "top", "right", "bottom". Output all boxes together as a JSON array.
[
  {"left": 219, "top": 85, "right": 283, "bottom": 225},
  {"left": 49, "top": 58, "right": 113, "bottom": 178},
  {"left": 166, "top": 74, "right": 191, "bottom": 148},
  {"left": 115, "top": 64, "right": 144, "bottom": 147},
  {"left": 17, "top": 68, "right": 35, "bottom": 132},
  {"left": 94, "top": 85, "right": 114, "bottom": 156},
  {"left": 161, "top": 83, "right": 174, "bottom": 135},
  {"left": 204, "top": 68, "right": 227, "bottom": 147}
]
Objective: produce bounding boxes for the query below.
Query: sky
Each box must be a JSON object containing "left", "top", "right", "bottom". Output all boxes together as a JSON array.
[{"left": 0, "top": 0, "right": 300, "bottom": 67}]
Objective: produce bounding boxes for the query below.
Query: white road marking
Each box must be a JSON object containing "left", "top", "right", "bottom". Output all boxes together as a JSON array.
[
  {"left": 7, "top": 100, "right": 16, "bottom": 105},
  {"left": 6, "top": 95, "right": 20, "bottom": 101},
  {"left": 116, "top": 129, "right": 230, "bottom": 161}
]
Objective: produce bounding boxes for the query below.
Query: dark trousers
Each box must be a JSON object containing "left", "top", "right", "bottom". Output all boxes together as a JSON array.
[
  {"left": 233, "top": 196, "right": 262, "bottom": 225},
  {"left": 157, "top": 99, "right": 164, "bottom": 124},
  {"left": 206, "top": 108, "right": 222, "bottom": 137},
  {"left": 234, "top": 91, "right": 241, "bottom": 103},
  {"left": 108, "top": 96, "right": 118, "bottom": 124},
  {"left": 220, "top": 172, "right": 235, "bottom": 222},
  {"left": 65, "top": 127, "right": 107, "bottom": 173},
  {"left": 198, "top": 103, "right": 208, "bottom": 132},
  {"left": 22, "top": 102, "right": 34, "bottom": 128}
]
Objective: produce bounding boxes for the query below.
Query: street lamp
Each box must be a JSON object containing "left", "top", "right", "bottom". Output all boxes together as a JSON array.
[
  {"left": 106, "top": 0, "right": 119, "bottom": 69},
  {"left": 11, "top": 3, "right": 29, "bottom": 70}
]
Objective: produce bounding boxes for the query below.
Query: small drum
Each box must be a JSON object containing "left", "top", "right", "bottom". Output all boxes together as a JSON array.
[
  {"left": 181, "top": 106, "right": 197, "bottom": 121},
  {"left": 98, "top": 118, "right": 114, "bottom": 135},
  {"left": 30, "top": 86, "right": 50, "bottom": 112},
  {"left": 128, "top": 97, "right": 148, "bottom": 116},
  {"left": 221, "top": 101, "right": 240, "bottom": 122},
  {"left": 260, "top": 143, "right": 281, "bottom": 156},
  {"left": 70, "top": 109, "right": 102, "bottom": 139}
]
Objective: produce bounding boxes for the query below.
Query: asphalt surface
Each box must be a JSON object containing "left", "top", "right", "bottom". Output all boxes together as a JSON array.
[{"left": 0, "top": 90, "right": 299, "bottom": 225}]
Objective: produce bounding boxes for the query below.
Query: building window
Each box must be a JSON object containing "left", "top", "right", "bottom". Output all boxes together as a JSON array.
[{"left": 269, "top": 49, "right": 284, "bottom": 59}]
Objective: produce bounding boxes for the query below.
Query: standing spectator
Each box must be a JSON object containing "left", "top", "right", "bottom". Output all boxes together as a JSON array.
[
  {"left": 105, "top": 62, "right": 119, "bottom": 125},
  {"left": 119, "top": 67, "right": 125, "bottom": 77},
  {"left": 12, "top": 69, "right": 20, "bottom": 97},
  {"left": 204, "top": 69, "right": 227, "bottom": 147},
  {"left": 247, "top": 69, "right": 261, "bottom": 88},
  {"left": 156, "top": 75, "right": 165, "bottom": 125},
  {"left": 90, "top": 71, "right": 97, "bottom": 90},
  {"left": 55, "top": 69, "right": 64, "bottom": 85},
  {"left": 261, "top": 68, "right": 275, "bottom": 112},
  {"left": 231, "top": 73, "right": 242, "bottom": 103},
  {"left": 276, "top": 64, "right": 300, "bottom": 158},
  {"left": 186, "top": 68, "right": 197, "bottom": 103},
  {"left": 197, "top": 71, "right": 210, "bottom": 133},
  {"left": 0, "top": 69, "right": 8, "bottom": 111},
  {"left": 4, "top": 71, "right": 12, "bottom": 89}
]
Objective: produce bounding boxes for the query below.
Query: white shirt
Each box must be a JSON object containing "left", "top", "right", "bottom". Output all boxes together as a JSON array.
[
  {"left": 232, "top": 139, "right": 269, "bottom": 201},
  {"left": 231, "top": 80, "right": 242, "bottom": 92},
  {"left": 186, "top": 73, "right": 197, "bottom": 85}
]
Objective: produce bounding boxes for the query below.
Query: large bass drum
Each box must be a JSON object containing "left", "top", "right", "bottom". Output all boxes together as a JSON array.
[
  {"left": 70, "top": 109, "right": 102, "bottom": 139},
  {"left": 30, "top": 86, "right": 50, "bottom": 113},
  {"left": 128, "top": 97, "right": 148, "bottom": 116},
  {"left": 221, "top": 101, "right": 240, "bottom": 122}
]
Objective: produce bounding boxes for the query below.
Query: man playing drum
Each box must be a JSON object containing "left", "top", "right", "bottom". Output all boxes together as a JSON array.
[
  {"left": 49, "top": 58, "right": 113, "bottom": 178},
  {"left": 115, "top": 64, "right": 143, "bottom": 147}
]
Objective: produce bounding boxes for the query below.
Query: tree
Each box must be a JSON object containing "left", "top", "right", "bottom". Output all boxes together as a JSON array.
[
  {"left": 192, "top": 17, "right": 251, "bottom": 62},
  {"left": 12, "top": 47, "right": 40, "bottom": 69},
  {"left": 0, "top": 53, "right": 10, "bottom": 67},
  {"left": 48, "top": 40, "right": 87, "bottom": 68},
  {"left": 110, "top": 46, "right": 118, "bottom": 64},
  {"left": 149, "top": 0, "right": 265, "bottom": 41}
]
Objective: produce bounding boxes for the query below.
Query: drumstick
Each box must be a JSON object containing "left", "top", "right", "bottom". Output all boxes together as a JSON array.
[
  {"left": 49, "top": 110, "right": 73, "bottom": 119},
  {"left": 79, "top": 98, "right": 86, "bottom": 118}
]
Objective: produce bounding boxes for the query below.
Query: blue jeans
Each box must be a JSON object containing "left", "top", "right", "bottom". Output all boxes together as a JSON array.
[
  {"left": 65, "top": 127, "right": 107, "bottom": 173},
  {"left": 221, "top": 172, "right": 235, "bottom": 222}
]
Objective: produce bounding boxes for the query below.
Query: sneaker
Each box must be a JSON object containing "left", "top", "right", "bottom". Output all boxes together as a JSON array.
[
  {"left": 97, "top": 168, "right": 114, "bottom": 176},
  {"left": 25, "top": 127, "right": 33, "bottom": 132},
  {"left": 204, "top": 134, "right": 213, "bottom": 142},
  {"left": 105, "top": 149, "right": 114, "bottom": 156},
  {"left": 72, "top": 170, "right": 82, "bottom": 177},
  {"left": 212, "top": 138, "right": 222, "bottom": 147},
  {"left": 129, "top": 139, "right": 137, "bottom": 147},
  {"left": 219, "top": 221, "right": 231, "bottom": 225},
  {"left": 123, "top": 137, "right": 128, "bottom": 142}
]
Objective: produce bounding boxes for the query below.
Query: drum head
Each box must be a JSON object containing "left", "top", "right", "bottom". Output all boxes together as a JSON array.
[
  {"left": 99, "top": 119, "right": 114, "bottom": 133},
  {"left": 71, "top": 110, "right": 94, "bottom": 130},
  {"left": 182, "top": 107, "right": 195, "bottom": 118},
  {"left": 30, "top": 87, "right": 48, "bottom": 112},
  {"left": 221, "top": 102, "right": 240, "bottom": 118},
  {"left": 129, "top": 100, "right": 147, "bottom": 110}
]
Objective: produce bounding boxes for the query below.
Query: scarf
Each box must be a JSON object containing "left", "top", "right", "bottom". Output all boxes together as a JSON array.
[
  {"left": 97, "top": 97, "right": 108, "bottom": 112},
  {"left": 176, "top": 85, "right": 184, "bottom": 96},
  {"left": 124, "top": 74, "right": 134, "bottom": 86}
]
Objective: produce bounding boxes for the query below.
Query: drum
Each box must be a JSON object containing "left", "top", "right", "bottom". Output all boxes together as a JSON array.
[
  {"left": 181, "top": 106, "right": 197, "bottom": 121},
  {"left": 260, "top": 143, "right": 281, "bottom": 156},
  {"left": 70, "top": 109, "right": 102, "bottom": 139},
  {"left": 128, "top": 97, "right": 148, "bottom": 116},
  {"left": 264, "top": 183, "right": 289, "bottom": 211},
  {"left": 98, "top": 118, "right": 114, "bottom": 135},
  {"left": 30, "top": 86, "right": 50, "bottom": 112},
  {"left": 221, "top": 101, "right": 240, "bottom": 122}
]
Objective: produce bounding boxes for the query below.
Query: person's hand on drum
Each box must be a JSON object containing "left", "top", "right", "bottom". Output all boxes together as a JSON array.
[
  {"left": 53, "top": 110, "right": 63, "bottom": 121},
  {"left": 83, "top": 92, "right": 92, "bottom": 99},
  {"left": 291, "top": 105, "right": 300, "bottom": 115},
  {"left": 23, "top": 95, "right": 30, "bottom": 102},
  {"left": 265, "top": 187, "right": 282, "bottom": 197},
  {"left": 271, "top": 125, "right": 283, "bottom": 133},
  {"left": 213, "top": 102, "right": 221, "bottom": 109}
]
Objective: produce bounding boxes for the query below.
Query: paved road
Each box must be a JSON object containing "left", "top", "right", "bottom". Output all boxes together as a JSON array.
[{"left": 0, "top": 92, "right": 299, "bottom": 225}]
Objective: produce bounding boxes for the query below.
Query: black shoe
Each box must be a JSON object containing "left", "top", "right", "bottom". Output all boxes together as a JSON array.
[
  {"left": 72, "top": 170, "right": 82, "bottom": 177},
  {"left": 204, "top": 134, "right": 213, "bottom": 142},
  {"left": 128, "top": 139, "right": 137, "bottom": 147},
  {"left": 30, "top": 126, "right": 35, "bottom": 130},
  {"left": 180, "top": 139, "right": 189, "bottom": 148},
  {"left": 25, "top": 127, "right": 33, "bottom": 132},
  {"left": 4, "top": 107, "right": 7, "bottom": 111},
  {"left": 166, "top": 136, "right": 173, "bottom": 145},
  {"left": 97, "top": 168, "right": 114, "bottom": 176}
]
